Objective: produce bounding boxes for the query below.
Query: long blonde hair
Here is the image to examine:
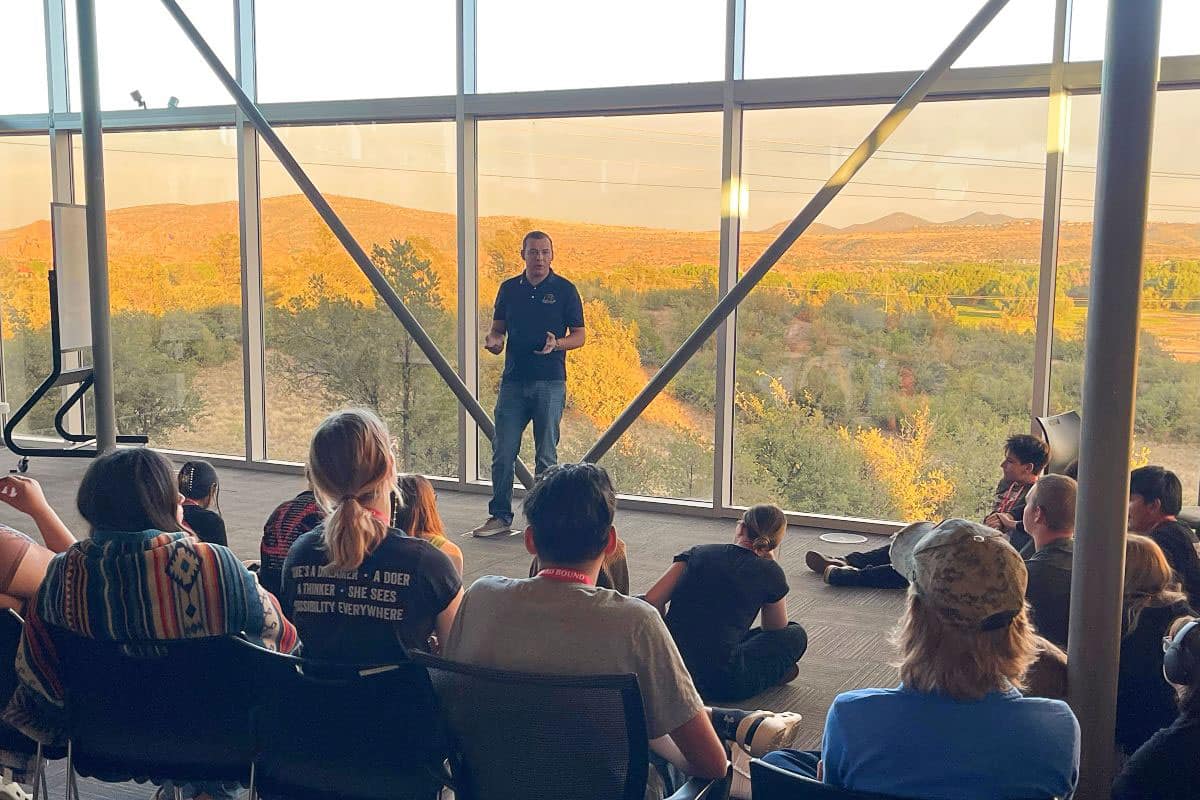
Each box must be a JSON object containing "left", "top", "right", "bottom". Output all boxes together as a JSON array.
[
  {"left": 307, "top": 409, "right": 399, "bottom": 571},
  {"left": 741, "top": 504, "right": 787, "bottom": 556},
  {"left": 895, "top": 593, "right": 1039, "bottom": 700},
  {"left": 1123, "top": 534, "right": 1187, "bottom": 636}
]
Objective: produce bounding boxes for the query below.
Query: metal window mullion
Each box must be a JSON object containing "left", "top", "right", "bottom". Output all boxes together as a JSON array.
[
  {"left": 1030, "top": 0, "right": 1073, "bottom": 425},
  {"left": 714, "top": 0, "right": 746, "bottom": 511},
  {"left": 235, "top": 0, "right": 265, "bottom": 464},
  {"left": 456, "top": 0, "right": 479, "bottom": 484}
]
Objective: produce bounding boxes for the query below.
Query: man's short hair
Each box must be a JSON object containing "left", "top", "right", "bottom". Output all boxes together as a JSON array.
[
  {"left": 523, "top": 463, "right": 615, "bottom": 565},
  {"left": 1130, "top": 465, "right": 1183, "bottom": 516},
  {"left": 1006, "top": 434, "right": 1050, "bottom": 474},
  {"left": 521, "top": 230, "right": 553, "bottom": 254},
  {"left": 1029, "top": 475, "right": 1077, "bottom": 532}
]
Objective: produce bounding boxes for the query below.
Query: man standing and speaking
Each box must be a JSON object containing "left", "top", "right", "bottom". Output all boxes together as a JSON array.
[{"left": 471, "top": 231, "right": 586, "bottom": 537}]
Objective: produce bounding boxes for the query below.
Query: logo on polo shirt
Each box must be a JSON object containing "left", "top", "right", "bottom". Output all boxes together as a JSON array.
[{"left": 541, "top": 293, "right": 556, "bottom": 304}]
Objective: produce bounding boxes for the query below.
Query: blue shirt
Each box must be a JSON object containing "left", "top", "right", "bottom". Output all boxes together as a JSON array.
[
  {"left": 493, "top": 270, "right": 584, "bottom": 383},
  {"left": 822, "top": 685, "right": 1079, "bottom": 800}
]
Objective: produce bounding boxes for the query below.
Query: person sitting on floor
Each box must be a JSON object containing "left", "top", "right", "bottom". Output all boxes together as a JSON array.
[
  {"left": 1128, "top": 465, "right": 1200, "bottom": 610},
  {"left": 442, "top": 463, "right": 803, "bottom": 798},
  {"left": 529, "top": 531, "right": 630, "bottom": 594},
  {"left": 1113, "top": 615, "right": 1200, "bottom": 800},
  {"left": 259, "top": 478, "right": 324, "bottom": 597},
  {"left": 178, "top": 460, "right": 228, "bottom": 547},
  {"left": 764, "top": 519, "right": 1080, "bottom": 800},
  {"left": 395, "top": 474, "right": 464, "bottom": 576},
  {"left": 804, "top": 433, "right": 1049, "bottom": 588},
  {"left": 644, "top": 504, "right": 808, "bottom": 702},
  {"left": 281, "top": 409, "right": 462, "bottom": 661},
  {"left": 1021, "top": 474, "right": 1076, "bottom": 650},
  {"left": 2, "top": 448, "right": 296, "bottom": 800},
  {"left": 1115, "top": 534, "right": 1196, "bottom": 757},
  {"left": 0, "top": 476, "right": 77, "bottom": 611}
]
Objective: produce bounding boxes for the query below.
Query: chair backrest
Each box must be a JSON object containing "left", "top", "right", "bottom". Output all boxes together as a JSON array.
[
  {"left": 47, "top": 627, "right": 258, "bottom": 784},
  {"left": 750, "top": 758, "right": 899, "bottom": 800},
  {"left": 246, "top": 642, "right": 449, "bottom": 800},
  {"left": 1035, "top": 411, "right": 1081, "bottom": 476},
  {"left": 0, "top": 610, "right": 62, "bottom": 760},
  {"left": 419, "top": 655, "right": 650, "bottom": 800}
]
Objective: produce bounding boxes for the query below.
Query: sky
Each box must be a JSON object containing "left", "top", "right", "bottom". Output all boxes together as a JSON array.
[{"left": 1, "top": 1, "right": 1199, "bottom": 232}]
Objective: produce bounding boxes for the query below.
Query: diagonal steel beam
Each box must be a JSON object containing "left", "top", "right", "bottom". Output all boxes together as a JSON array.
[
  {"left": 582, "top": 0, "right": 1013, "bottom": 464},
  {"left": 158, "top": 0, "right": 534, "bottom": 488}
]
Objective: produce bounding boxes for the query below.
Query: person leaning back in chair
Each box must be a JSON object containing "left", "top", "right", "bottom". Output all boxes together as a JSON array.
[{"left": 472, "top": 231, "right": 586, "bottom": 538}]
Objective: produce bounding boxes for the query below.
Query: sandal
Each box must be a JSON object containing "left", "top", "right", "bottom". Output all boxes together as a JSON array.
[{"left": 735, "top": 710, "right": 804, "bottom": 757}]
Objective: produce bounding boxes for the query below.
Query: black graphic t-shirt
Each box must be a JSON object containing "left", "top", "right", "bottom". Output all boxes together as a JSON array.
[
  {"left": 493, "top": 270, "right": 585, "bottom": 383},
  {"left": 664, "top": 544, "right": 789, "bottom": 688},
  {"left": 280, "top": 525, "right": 461, "bottom": 663}
]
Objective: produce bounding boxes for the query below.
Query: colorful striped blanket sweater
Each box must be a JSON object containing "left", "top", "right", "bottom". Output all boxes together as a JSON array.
[{"left": 2, "top": 529, "right": 298, "bottom": 744}]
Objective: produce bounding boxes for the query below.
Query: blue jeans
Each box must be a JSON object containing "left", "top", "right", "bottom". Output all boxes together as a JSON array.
[{"left": 489, "top": 380, "right": 566, "bottom": 524}]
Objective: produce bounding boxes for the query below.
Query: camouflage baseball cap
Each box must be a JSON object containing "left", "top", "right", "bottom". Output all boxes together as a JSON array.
[{"left": 889, "top": 518, "right": 1027, "bottom": 631}]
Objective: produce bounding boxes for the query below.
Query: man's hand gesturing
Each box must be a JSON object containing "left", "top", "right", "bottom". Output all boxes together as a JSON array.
[
  {"left": 535, "top": 332, "right": 556, "bottom": 355},
  {"left": 484, "top": 331, "right": 505, "bottom": 355}
]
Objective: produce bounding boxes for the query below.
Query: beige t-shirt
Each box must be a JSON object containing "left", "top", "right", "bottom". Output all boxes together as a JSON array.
[{"left": 443, "top": 575, "right": 705, "bottom": 739}]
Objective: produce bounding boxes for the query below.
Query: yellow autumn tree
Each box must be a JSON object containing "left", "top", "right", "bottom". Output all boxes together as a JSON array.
[{"left": 846, "top": 405, "right": 954, "bottom": 521}]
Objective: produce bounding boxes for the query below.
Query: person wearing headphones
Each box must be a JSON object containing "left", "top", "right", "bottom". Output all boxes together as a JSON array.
[{"left": 1112, "top": 616, "right": 1200, "bottom": 800}]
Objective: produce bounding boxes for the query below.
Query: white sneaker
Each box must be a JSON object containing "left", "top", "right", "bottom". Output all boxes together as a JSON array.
[{"left": 470, "top": 516, "right": 513, "bottom": 537}]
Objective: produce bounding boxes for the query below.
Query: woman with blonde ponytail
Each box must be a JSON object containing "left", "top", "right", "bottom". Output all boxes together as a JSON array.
[
  {"left": 645, "top": 504, "right": 808, "bottom": 701},
  {"left": 280, "top": 409, "right": 463, "bottom": 662}
]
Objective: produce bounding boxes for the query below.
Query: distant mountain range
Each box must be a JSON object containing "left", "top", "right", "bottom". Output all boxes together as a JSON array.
[{"left": 758, "top": 211, "right": 1029, "bottom": 235}]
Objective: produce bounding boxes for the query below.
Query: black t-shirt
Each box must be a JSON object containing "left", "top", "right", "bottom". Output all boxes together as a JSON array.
[
  {"left": 182, "top": 504, "right": 228, "bottom": 547},
  {"left": 1112, "top": 714, "right": 1200, "bottom": 800},
  {"left": 280, "top": 525, "right": 461, "bottom": 663},
  {"left": 1148, "top": 520, "right": 1200, "bottom": 610},
  {"left": 493, "top": 270, "right": 584, "bottom": 383},
  {"left": 1116, "top": 600, "right": 1196, "bottom": 754},
  {"left": 664, "top": 544, "right": 789, "bottom": 687}
]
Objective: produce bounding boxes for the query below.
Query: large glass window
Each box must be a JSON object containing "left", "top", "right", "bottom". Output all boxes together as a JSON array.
[
  {"left": 73, "top": 129, "right": 244, "bottom": 456},
  {"left": 476, "top": 0, "right": 724, "bottom": 93},
  {"left": 256, "top": 1, "right": 455, "bottom": 102},
  {"left": 1069, "top": 0, "right": 1200, "bottom": 62},
  {"left": 259, "top": 122, "right": 459, "bottom": 474},
  {"left": 0, "top": 136, "right": 55, "bottom": 437},
  {"left": 1052, "top": 90, "right": 1200, "bottom": 501},
  {"left": 746, "top": 0, "right": 1053, "bottom": 79},
  {"left": 735, "top": 97, "right": 1047, "bottom": 521},
  {"left": 65, "top": 0, "right": 235, "bottom": 111},
  {"left": 1, "top": 2, "right": 48, "bottom": 113},
  {"left": 476, "top": 113, "right": 723, "bottom": 500}
]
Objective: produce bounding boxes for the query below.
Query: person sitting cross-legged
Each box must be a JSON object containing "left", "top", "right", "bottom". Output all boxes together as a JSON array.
[
  {"left": 442, "top": 463, "right": 803, "bottom": 798},
  {"left": 764, "top": 519, "right": 1080, "bottom": 800}
]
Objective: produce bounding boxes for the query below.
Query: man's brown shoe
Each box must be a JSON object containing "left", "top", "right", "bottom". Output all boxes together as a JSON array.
[{"left": 805, "top": 550, "right": 847, "bottom": 574}]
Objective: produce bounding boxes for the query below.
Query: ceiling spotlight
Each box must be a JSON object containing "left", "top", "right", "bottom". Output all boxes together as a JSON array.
[
  {"left": 130, "top": 89, "right": 146, "bottom": 109},
  {"left": 167, "top": 96, "right": 179, "bottom": 109}
]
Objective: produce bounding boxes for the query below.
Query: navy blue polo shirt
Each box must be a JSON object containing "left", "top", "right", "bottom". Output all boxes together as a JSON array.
[{"left": 493, "top": 270, "right": 585, "bottom": 383}]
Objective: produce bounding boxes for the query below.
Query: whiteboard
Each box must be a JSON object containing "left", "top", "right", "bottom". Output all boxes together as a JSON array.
[{"left": 51, "top": 203, "right": 92, "bottom": 351}]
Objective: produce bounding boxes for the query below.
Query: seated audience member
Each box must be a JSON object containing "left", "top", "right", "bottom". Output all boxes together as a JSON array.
[
  {"left": 0, "top": 476, "right": 77, "bottom": 610},
  {"left": 1021, "top": 474, "right": 1076, "bottom": 649},
  {"left": 395, "top": 474, "right": 464, "bottom": 575},
  {"left": 529, "top": 533, "right": 630, "bottom": 594},
  {"left": 644, "top": 504, "right": 808, "bottom": 702},
  {"left": 259, "top": 480, "right": 324, "bottom": 597},
  {"left": 178, "top": 460, "right": 227, "bottom": 547},
  {"left": 1064, "top": 459, "right": 1079, "bottom": 481},
  {"left": 442, "top": 463, "right": 802, "bottom": 796},
  {"left": 281, "top": 409, "right": 462, "bottom": 662},
  {"left": 1116, "top": 534, "right": 1196, "bottom": 756},
  {"left": 766, "top": 519, "right": 1079, "bottom": 800},
  {"left": 806, "top": 433, "right": 1048, "bottom": 587},
  {"left": 1128, "top": 466, "right": 1200, "bottom": 609},
  {"left": 1113, "top": 615, "right": 1200, "bottom": 800},
  {"left": 2, "top": 449, "right": 296, "bottom": 757},
  {"left": 1024, "top": 636, "right": 1069, "bottom": 701}
]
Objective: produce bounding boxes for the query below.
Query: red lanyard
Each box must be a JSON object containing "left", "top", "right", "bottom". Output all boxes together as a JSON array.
[
  {"left": 998, "top": 481, "right": 1031, "bottom": 514},
  {"left": 182, "top": 498, "right": 203, "bottom": 508},
  {"left": 537, "top": 568, "right": 594, "bottom": 586}
]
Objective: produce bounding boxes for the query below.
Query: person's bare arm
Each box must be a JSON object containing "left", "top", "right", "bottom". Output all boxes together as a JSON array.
[
  {"left": 660, "top": 710, "right": 729, "bottom": 780},
  {"left": 535, "top": 327, "right": 586, "bottom": 355},
  {"left": 760, "top": 598, "right": 789, "bottom": 631},
  {"left": 644, "top": 562, "right": 686, "bottom": 616},
  {"left": 484, "top": 320, "right": 507, "bottom": 354},
  {"left": 0, "top": 476, "right": 76, "bottom": 552},
  {"left": 436, "top": 587, "right": 464, "bottom": 644}
]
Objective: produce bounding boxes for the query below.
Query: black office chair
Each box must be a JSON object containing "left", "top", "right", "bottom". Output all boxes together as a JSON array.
[
  {"left": 0, "top": 610, "right": 63, "bottom": 800},
  {"left": 1035, "top": 411, "right": 1081, "bottom": 476},
  {"left": 244, "top": 642, "right": 451, "bottom": 800},
  {"left": 47, "top": 628, "right": 259, "bottom": 794},
  {"left": 420, "top": 655, "right": 728, "bottom": 800}
]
